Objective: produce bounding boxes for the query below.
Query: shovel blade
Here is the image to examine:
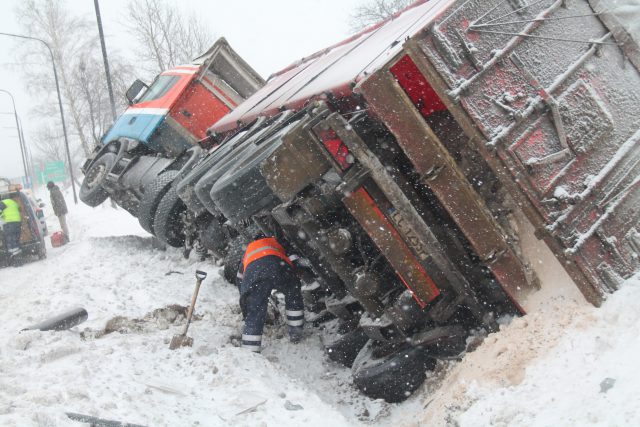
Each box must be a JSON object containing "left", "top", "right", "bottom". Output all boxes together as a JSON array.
[{"left": 169, "top": 334, "right": 193, "bottom": 350}]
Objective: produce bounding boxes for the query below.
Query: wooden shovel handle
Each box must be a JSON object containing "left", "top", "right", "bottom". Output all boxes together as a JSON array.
[{"left": 182, "top": 273, "right": 206, "bottom": 335}]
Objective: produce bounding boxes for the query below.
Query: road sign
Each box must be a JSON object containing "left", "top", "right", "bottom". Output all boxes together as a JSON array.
[{"left": 38, "top": 161, "right": 66, "bottom": 185}]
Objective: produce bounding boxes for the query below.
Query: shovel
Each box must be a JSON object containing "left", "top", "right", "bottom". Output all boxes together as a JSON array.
[{"left": 170, "top": 270, "right": 207, "bottom": 350}]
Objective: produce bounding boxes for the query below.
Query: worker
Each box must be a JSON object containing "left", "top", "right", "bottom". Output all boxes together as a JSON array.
[
  {"left": 237, "top": 234, "right": 305, "bottom": 352},
  {"left": 47, "top": 181, "right": 69, "bottom": 241},
  {"left": 0, "top": 198, "right": 23, "bottom": 256}
]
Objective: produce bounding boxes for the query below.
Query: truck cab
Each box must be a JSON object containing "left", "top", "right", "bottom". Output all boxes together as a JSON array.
[{"left": 79, "top": 38, "right": 264, "bottom": 217}]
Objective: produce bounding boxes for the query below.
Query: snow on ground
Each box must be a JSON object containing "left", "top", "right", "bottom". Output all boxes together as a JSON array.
[{"left": 1, "top": 193, "right": 639, "bottom": 426}]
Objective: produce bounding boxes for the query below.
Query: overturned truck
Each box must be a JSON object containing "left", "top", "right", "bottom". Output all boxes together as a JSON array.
[{"left": 82, "top": 0, "right": 640, "bottom": 402}]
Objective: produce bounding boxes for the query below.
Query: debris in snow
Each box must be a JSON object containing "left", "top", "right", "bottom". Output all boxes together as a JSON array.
[
  {"left": 284, "top": 400, "right": 304, "bottom": 411},
  {"left": 164, "top": 270, "right": 184, "bottom": 276},
  {"left": 23, "top": 307, "right": 88, "bottom": 332},
  {"left": 65, "top": 412, "right": 147, "bottom": 427},
  {"left": 235, "top": 399, "right": 267, "bottom": 416},
  {"left": 599, "top": 377, "right": 616, "bottom": 393},
  {"left": 142, "top": 382, "right": 185, "bottom": 396},
  {"left": 87, "top": 305, "right": 193, "bottom": 337}
]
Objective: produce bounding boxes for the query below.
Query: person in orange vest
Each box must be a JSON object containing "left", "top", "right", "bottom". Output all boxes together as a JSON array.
[{"left": 237, "top": 234, "right": 304, "bottom": 352}]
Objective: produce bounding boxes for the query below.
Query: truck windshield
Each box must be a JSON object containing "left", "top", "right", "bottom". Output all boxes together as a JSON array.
[{"left": 138, "top": 75, "right": 180, "bottom": 103}]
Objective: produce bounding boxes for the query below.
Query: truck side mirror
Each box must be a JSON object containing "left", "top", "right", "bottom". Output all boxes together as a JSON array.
[{"left": 125, "top": 79, "right": 148, "bottom": 105}]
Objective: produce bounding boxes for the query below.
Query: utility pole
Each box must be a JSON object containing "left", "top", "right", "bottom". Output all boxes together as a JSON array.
[
  {"left": 0, "top": 32, "right": 78, "bottom": 203},
  {"left": 94, "top": 0, "right": 117, "bottom": 122},
  {"left": 0, "top": 89, "right": 30, "bottom": 187},
  {"left": 17, "top": 116, "right": 37, "bottom": 189}
]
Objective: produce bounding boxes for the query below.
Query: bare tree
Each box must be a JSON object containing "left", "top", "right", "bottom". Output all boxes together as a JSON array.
[
  {"left": 125, "top": 0, "right": 214, "bottom": 77},
  {"left": 31, "top": 125, "right": 65, "bottom": 165},
  {"left": 75, "top": 57, "right": 131, "bottom": 148},
  {"left": 349, "top": 0, "right": 414, "bottom": 32},
  {"left": 16, "top": 0, "right": 132, "bottom": 163}
]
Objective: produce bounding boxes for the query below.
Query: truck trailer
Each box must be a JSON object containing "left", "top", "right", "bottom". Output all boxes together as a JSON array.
[{"left": 81, "top": 0, "right": 640, "bottom": 402}]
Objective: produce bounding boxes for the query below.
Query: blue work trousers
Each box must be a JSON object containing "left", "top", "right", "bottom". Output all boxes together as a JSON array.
[
  {"left": 239, "top": 256, "right": 304, "bottom": 350},
  {"left": 3, "top": 222, "right": 21, "bottom": 251}
]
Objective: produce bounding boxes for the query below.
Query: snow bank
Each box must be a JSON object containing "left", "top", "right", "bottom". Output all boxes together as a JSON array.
[
  {"left": 0, "top": 200, "right": 358, "bottom": 426},
  {"left": 406, "top": 273, "right": 640, "bottom": 426}
]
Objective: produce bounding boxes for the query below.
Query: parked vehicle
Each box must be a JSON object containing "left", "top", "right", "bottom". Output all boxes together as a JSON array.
[
  {"left": 23, "top": 189, "right": 48, "bottom": 238},
  {"left": 81, "top": 0, "right": 640, "bottom": 402},
  {"left": 0, "top": 180, "right": 47, "bottom": 266}
]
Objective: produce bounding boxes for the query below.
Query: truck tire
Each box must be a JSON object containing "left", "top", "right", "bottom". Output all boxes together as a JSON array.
[
  {"left": 209, "top": 134, "right": 286, "bottom": 223},
  {"left": 323, "top": 326, "right": 369, "bottom": 368},
  {"left": 138, "top": 171, "right": 179, "bottom": 235},
  {"left": 192, "top": 136, "right": 260, "bottom": 215},
  {"left": 153, "top": 183, "right": 187, "bottom": 248},
  {"left": 198, "top": 219, "right": 228, "bottom": 259},
  {"left": 192, "top": 114, "right": 297, "bottom": 216},
  {"left": 352, "top": 340, "right": 435, "bottom": 403},
  {"left": 37, "top": 242, "right": 47, "bottom": 260},
  {"left": 80, "top": 153, "right": 116, "bottom": 207}
]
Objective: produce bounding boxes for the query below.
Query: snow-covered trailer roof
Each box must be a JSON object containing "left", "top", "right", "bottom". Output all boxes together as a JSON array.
[{"left": 211, "top": 0, "right": 455, "bottom": 134}]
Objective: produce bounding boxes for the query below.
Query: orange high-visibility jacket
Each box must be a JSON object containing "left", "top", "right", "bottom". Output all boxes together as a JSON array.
[{"left": 242, "top": 237, "right": 293, "bottom": 271}]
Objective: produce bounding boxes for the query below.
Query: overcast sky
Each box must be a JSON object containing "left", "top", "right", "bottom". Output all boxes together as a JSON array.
[{"left": 0, "top": 0, "right": 361, "bottom": 179}]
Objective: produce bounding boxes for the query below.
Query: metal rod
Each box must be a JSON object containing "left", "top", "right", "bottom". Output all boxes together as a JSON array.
[
  {"left": 471, "top": 13, "right": 602, "bottom": 28},
  {"left": 438, "top": 0, "right": 476, "bottom": 26},
  {"left": 481, "top": 0, "right": 547, "bottom": 25},
  {"left": 93, "top": 0, "right": 117, "bottom": 122},
  {"left": 0, "top": 32, "right": 78, "bottom": 203},
  {"left": 472, "top": 0, "right": 510, "bottom": 27},
  {"left": 0, "top": 89, "right": 30, "bottom": 186},
  {"left": 488, "top": 32, "right": 612, "bottom": 151},
  {"left": 450, "top": 0, "right": 565, "bottom": 100},
  {"left": 470, "top": 29, "right": 618, "bottom": 45}
]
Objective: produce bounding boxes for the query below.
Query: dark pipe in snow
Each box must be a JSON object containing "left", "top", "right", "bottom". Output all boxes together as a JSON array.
[
  {"left": 23, "top": 307, "right": 88, "bottom": 332},
  {"left": 66, "top": 412, "right": 147, "bottom": 427}
]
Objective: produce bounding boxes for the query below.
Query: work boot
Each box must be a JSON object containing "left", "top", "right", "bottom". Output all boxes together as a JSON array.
[{"left": 288, "top": 325, "right": 304, "bottom": 344}]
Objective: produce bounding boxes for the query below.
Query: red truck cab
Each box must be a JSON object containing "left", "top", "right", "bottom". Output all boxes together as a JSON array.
[{"left": 102, "top": 38, "right": 264, "bottom": 156}]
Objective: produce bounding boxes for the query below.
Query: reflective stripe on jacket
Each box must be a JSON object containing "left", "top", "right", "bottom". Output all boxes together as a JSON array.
[
  {"left": 1, "top": 198, "right": 21, "bottom": 223},
  {"left": 242, "top": 237, "right": 293, "bottom": 271}
]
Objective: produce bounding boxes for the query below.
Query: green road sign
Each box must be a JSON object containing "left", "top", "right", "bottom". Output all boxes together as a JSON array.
[{"left": 38, "top": 161, "right": 66, "bottom": 185}]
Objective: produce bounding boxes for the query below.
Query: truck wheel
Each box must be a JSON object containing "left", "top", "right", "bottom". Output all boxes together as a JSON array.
[
  {"left": 198, "top": 219, "right": 228, "bottom": 259},
  {"left": 37, "top": 242, "right": 47, "bottom": 260},
  {"left": 80, "top": 153, "right": 116, "bottom": 207},
  {"left": 323, "top": 326, "right": 369, "bottom": 368},
  {"left": 138, "top": 171, "right": 179, "bottom": 234},
  {"left": 223, "top": 238, "right": 245, "bottom": 284},
  {"left": 352, "top": 340, "right": 435, "bottom": 402},
  {"left": 209, "top": 132, "right": 287, "bottom": 223},
  {"left": 153, "top": 184, "right": 186, "bottom": 248}
]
